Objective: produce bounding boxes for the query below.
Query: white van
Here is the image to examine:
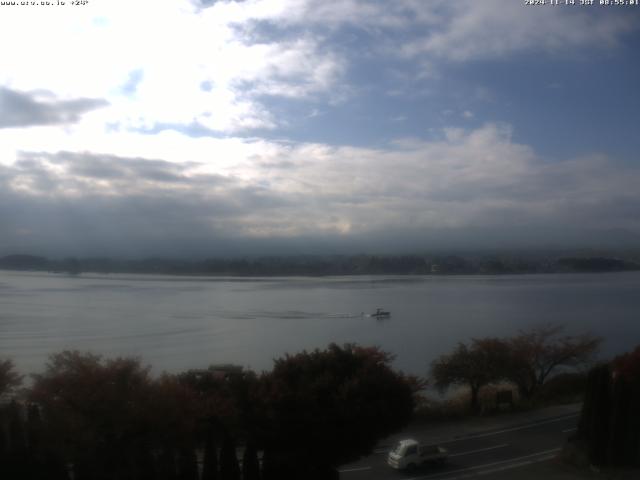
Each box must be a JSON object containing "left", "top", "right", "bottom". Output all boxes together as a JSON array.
[{"left": 387, "top": 439, "right": 448, "bottom": 470}]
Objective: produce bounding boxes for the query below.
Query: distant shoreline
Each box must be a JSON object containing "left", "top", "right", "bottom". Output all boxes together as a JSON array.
[{"left": 1, "top": 252, "right": 639, "bottom": 278}]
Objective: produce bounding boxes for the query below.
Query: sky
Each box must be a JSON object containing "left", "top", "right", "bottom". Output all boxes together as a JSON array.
[{"left": 0, "top": 0, "right": 639, "bottom": 258}]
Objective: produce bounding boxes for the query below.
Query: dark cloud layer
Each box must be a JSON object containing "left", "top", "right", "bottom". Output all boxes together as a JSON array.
[
  {"left": 0, "top": 87, "right": 108, "bottom": 128},
  {"left": 0, "top": 151, "right": 298, "bottom": 257},
  {"left": 1, "top": 147, "right": 640, "bottom": 258}
]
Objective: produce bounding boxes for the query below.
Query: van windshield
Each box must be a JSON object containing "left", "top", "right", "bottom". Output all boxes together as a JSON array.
[{"left": 391, "top": 443, "right": 405, "bottom": 455}]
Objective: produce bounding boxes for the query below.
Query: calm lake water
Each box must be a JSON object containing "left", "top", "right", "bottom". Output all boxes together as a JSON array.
[{"left": 1, "top": 270, "right": 639, "bottom": 377}]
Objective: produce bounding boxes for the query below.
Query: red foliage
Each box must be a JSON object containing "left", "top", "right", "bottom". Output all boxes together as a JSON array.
[{"left": 613, "top": 345, "right": 640, "bottom": 382}]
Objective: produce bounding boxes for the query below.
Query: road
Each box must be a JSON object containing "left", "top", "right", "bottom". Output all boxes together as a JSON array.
[{"left": 338, "top": 411, "right": 579, "bottom": 480}]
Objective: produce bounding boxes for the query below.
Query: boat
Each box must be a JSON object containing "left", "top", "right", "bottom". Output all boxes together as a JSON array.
[{"left": 372, "top": 308, "right": 390, "bottom": 318}]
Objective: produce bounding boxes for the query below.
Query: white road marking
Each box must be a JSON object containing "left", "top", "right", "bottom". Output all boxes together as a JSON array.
[
  {"left": 348, "top": 414, "right": 576, "bottom": 476},
  {"left": 406, "top": 447, "right": 562, "bottom": 480},
  {"left": 338, "top": 466, "right": 372, "bottom": 473},
  {"left": 449, "top": 444, "right": 509, "bottom": 457},
  {"left": 443, "top": 413, "right": 579, "bottom": 442},
  {"left": 437, "top": 452, "right": 559, "bottom": 480},
  {"left": 373, "top": 412, "right": 579, "bottom": 454}
]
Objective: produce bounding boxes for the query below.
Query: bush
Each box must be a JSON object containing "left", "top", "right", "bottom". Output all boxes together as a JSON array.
[{"left": 536, "top": 372, "right": 587, "bottom": 405}]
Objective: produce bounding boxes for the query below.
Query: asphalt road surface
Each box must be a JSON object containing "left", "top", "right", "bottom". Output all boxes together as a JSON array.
[{"left": 338, "top": 412, "right": 579, "bottom": 480}]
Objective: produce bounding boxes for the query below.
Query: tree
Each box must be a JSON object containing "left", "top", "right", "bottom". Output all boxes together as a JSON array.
[
  {"left": 29, "top": 351, "right": 157, "bottom": 479},
  {"left": 201, "top": 433, "right": 219, "bottom": 480},
  {"left": 2, "top": 400, "right": 27, "bottom": 479},
  {"left": 147, "top": 373, "right": 200, "bottom": 448},
  {"left": 610, "top": 345, "right": 640, "bottom": 465},
  {"left": 242, "top": 440, "right": 260, "bottom": 480},
  {"left": 613, "top": 345, "right": 640, "bottom": 382},
  {"left": 0, "top": 359, "right": 23, "bottom": 397},
  {"left": 157, "top": 446, "right": 178, "bottom": 480},
  {"left": 506, "top": 325, "right": 601, "bottom": 400},
  {"left": 430, "top": 338, "right": 511, "bottom": 412},
  {"left": 177, "top": 446, "right": 198, "bottom": 480},
  {"left": 260, "top": 343, "right": 419, "bottom": 477},
  {"left": 575, "top": 345, "right": 640, "bottom": 467},
  {"left": 177, "top": 365, "right": 259, "bottom": 438},
  {"left": 219, "top": 432, "right": 240, "bottom": 480}
]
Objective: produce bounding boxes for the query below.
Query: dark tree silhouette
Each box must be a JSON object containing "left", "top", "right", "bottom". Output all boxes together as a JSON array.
[
  {"left": 29, "top": 351, "right": 158, "bottom": 479},
  {"left": 506, "top": 325, "right": 601, "bottom": 399},
  {"left": 573, "top": 345, "right": 640, "bottom": 467},
  {"left": 177, "top": 365, "right": 259, "bottom": 438},
  {"left": 1, "top": 400, "right": 28, "bottom": 480},
  {"left": 219, "top": 432, "right": 240, "bottom": 480},
  {"left": 157, "top": 446, "right": 178, "bottom": 480},
  {"left": 177, "top": 445, "right": 198, "bottom": 480},
  {"left": 134, "top": 444, "right": 156, "bottom": 480},
  {"left": 148, "top": 374, "right": 200, "bottom": 449},
  {"left": 242, "top": 440, "right": 260, "bottom": 480},
  {"left": 431, "top": 338, "right": 511, "bottom": 411},
  {"left": 10, "top": 344, "right": 419, "bottom": 479},
  {"left": 260, "top": 447, "right": 278, "bottom": 480},
  {"left": 201, "top": 433, "right": 219, "bottom": 480},
  {"left": 0, "top": 358, "right": 22, "bottom": 397},
  {"left": 260, "top": 343, "right": 418, "bottom": 476}
]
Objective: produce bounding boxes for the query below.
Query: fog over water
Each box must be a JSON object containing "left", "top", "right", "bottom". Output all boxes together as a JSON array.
[{"left": 1, "top": 270, "right": 639, "bottom": 377}]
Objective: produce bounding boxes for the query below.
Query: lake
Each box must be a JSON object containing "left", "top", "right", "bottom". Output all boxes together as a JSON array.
[{"left": 1, "top": 270, "right": 639, "bottom": 377}]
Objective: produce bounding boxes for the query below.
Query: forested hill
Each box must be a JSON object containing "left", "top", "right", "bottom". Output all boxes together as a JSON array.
[{"left": 1, "top": 252, "right": 639, "bottom": 276}]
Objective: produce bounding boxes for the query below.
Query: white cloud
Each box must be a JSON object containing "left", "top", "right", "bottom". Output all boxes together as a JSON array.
[
  {"left": 2, "top": 122, "right": 640, "bottom": 253},
  {"left": 399, "top": 0, "right": 636, "bottom": 62},
  {"left": 6, "top": 124, "right": 640, "bottom": 237},
  {"left": 0, "top": 0, "right": 346, "bottom": 135},
  {"left": 208, "top": 0, "right": 637, "bottom": 65},
  {"left": 1, "top": 0, "right": 635, "bottom": 138}
]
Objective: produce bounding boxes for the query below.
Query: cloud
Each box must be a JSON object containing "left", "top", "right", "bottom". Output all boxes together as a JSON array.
[
  {"left": 398, "top": 1, "right": 637, "bottom": 62},
  {"left": 0, "top": 1, "right": 638, "bottom": 256},
  {"left": 0, "top": 0, "right": 346, "bottom": 135},
  {"left": 215, "top": 1, "right": 637, "bottom": 64},
  {"left": 1, "top": 124, "right": 640, "bottom": 256},
  {"left": 1, "top": 0, "right": 635, "bottom": 138},
  {"left": 0, "top": 87, "right": 108, "bottom": 129}
]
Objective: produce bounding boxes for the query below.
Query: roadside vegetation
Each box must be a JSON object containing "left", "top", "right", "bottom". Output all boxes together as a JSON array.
[
  {"left": 567, "top": 345, "right": 640, "bottom": 468},
  {"left": 2, "top": 328, "right": 637, "bottom": 478},
  {"left": 0, "top": 344, "right": 420, "bottom": 480},
  {"left": 421, "top": 325, "right": 601, "bottom": 417}
]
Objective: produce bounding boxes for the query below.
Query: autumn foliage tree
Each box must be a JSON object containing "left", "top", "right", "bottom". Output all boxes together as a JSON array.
[
  {"left": 6, "top": 344, "right": 418, "bottom": 479},
  {"left": 178, "top": 365, "right": 259, "bottom": 479},
  {"left": 613, "top": 345, "right": 640, "bottom": 381},
  {"left": 260, "top": 343, "right": 419, "bottom": 479},
  {"left": 506, "top": 325, "right": 601, "bottom": 400},
  {"left": 29, "top": 351, "right": 159, "bottom": 478},
  {"left": 431, "top": 326, "right": 601, "bottom": 410},
  {"left": 0, "top": 358, "right": 22, "bottom": 397},
  {"left": 430, "top": 338, "right": 511, "bottom": 412},
  {"left": 147, "top": 373, "right": 201, "bottom": 474},
  {"left": 177, "top": 365, "right": 259, "bottom": 439}
]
